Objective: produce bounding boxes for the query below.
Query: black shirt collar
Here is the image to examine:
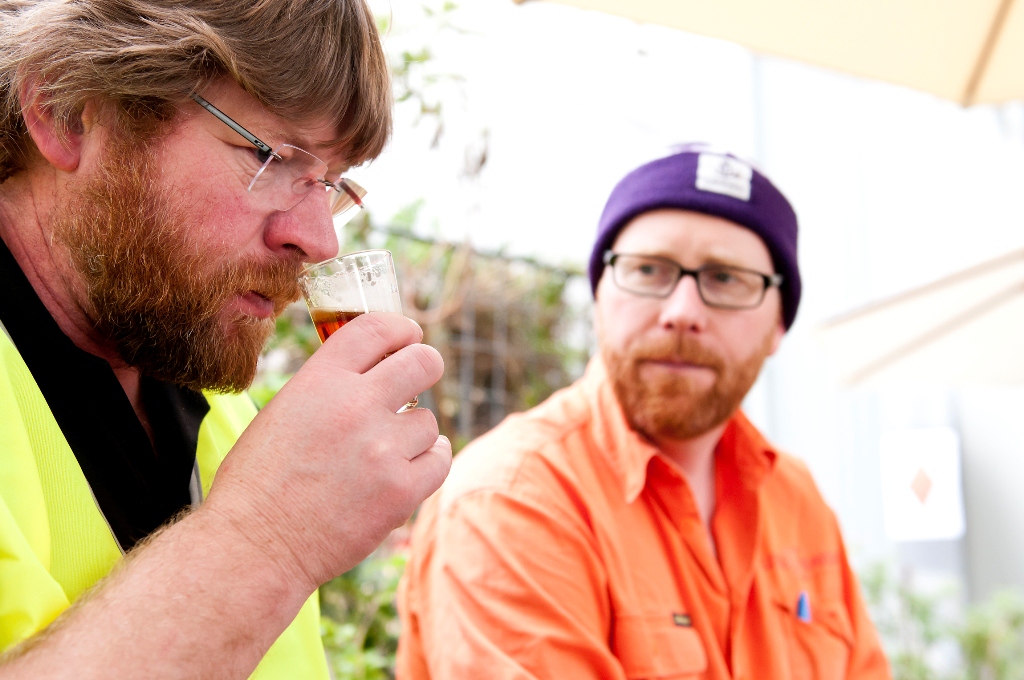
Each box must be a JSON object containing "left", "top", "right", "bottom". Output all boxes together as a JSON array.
[{"left": 0, "top": 236, "right": 209, "bottom": 551}]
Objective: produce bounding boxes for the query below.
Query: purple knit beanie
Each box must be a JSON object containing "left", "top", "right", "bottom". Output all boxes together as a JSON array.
[{"left": 588, "top": 149, "right": 801, "bottom": 329}]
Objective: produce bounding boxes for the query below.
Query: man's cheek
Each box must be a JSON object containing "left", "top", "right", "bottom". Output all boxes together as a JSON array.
[
  {"left": 171, "top": 186, "right": 256, "bottom": 259},
  {"left": 601, "top": 316, "right": 636, "bottom": 356}
]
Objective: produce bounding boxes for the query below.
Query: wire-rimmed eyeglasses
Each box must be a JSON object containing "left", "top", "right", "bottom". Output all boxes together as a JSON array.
[
  {"left": 603, "top": 251, "right": 783, "bottom": 310},
  {"left": 191, "top": 93, "right": 366, "bottom": 225}
]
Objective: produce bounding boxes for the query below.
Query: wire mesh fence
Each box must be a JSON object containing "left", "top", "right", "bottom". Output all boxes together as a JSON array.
[{"left": 252, "top": 217, "right": 593, "bottom": 451}]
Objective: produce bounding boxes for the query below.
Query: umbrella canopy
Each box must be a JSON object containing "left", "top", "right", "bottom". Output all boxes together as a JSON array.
[
  {"left": 816, "top": 249, "right": 1024, "bottom": 386},
  {"left": 516, "top": 0, "right": 1024, "bottom": 105}
]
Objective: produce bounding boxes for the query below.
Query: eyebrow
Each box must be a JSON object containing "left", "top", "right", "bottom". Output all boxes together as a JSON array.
[
  {"left": 701, "top": 254, "right": 758, "bottom": 268},
  {"left": 215, "top": 108, "right": 322, "bottom": 156},
  {"left": 248, "top": 121, "right": 292, "bottom": 149},
  {"left": 637, "top": 250, "right": 765, "bottom": 270},
  {"left": 258, "top": 121, "right": 348, "bottom": 164}
]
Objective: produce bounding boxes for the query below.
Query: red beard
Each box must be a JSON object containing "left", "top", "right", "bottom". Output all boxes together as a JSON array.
[
  {"left": 603, "top": 328, "right": 775, "bottom": 442},
  {"left": 51, "top": 136, "right": 302, "bottom": 392}
]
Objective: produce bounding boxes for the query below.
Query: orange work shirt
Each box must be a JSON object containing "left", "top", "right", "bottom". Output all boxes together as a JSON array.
[{"left": 397, "top": 357, "right": 890, "bottom": 680}]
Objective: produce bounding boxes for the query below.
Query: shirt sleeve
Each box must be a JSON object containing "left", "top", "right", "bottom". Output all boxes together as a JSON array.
[{"left": 399, "top": 487, "right": 627, "bottom": 680}]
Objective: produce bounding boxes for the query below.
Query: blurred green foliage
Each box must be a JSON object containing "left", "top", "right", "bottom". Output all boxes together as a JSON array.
[
  {"left": 863, "top": 562, "right": 1024, "bottom": 680},
  {"left": 957, "top": 591, "right": 1024, "bottom": 680},
  {"left": 320, "top": 553, "right": 408, "bottom": 680},
  {"left": 862, "top": 562, "right": 952, "bottom": 679}
]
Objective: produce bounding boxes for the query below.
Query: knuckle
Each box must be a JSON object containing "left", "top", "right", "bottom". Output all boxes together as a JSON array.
[
  {"left": 355, "top": 313, "right": 395, "bottom": 348},
  {"left": 417, "top": 410, "right": 440, "bottom": 439},
  {"left": 365, "top": 376, "right": 395, "bottom": 409},
  {"left": 404, "top": 407, "right": 438, "bottom": 441},
  {"left": 368, "top": 437, "right": 392, "bottom": 462}
]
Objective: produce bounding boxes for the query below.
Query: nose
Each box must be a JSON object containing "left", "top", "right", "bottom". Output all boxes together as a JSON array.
[
  {"left": 263, "top": 188, "right": 339, "bottom": 264},
  {"left": 657, "top": 273, "right": 709, "bottom": 332}
]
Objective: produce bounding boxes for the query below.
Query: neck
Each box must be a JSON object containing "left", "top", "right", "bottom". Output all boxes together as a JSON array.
[
  {"left": 654, "top": 421, "right": 729, "bottom": 538},
  {"left": 0, "top": 168, "right": 146, "bottom": 417}
]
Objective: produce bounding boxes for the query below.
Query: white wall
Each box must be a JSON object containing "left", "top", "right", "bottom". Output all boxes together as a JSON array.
[{"left": 957, "top": 389, "right": 1024, "bottom": 600}]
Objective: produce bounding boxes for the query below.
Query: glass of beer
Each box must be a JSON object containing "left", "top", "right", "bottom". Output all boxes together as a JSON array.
[{"left": 298, "top": 249, "right": 418, "bottom": 410}]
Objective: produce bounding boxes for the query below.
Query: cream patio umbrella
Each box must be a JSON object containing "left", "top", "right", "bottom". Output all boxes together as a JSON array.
[
  {"left": 514, "top": 0, "right": 1024, "bottom": 106},
  {"left": 815, "top": 249, "right": 1024, "bottom": 385}
]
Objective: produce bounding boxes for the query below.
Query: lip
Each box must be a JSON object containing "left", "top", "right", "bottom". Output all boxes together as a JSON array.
[
  {"left": 640, "top": 359, "right": 715, "bottom": 373},
  {"left": 235, "top": 291, "right": 276, "bottom": 318}
]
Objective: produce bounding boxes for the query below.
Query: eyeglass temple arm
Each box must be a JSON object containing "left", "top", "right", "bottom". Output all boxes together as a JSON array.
[{"left": 190, "top": 93, "right": 281, "bottom": 161}]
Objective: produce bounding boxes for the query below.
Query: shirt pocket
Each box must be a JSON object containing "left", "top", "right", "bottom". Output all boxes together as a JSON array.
[
  {"left": 611, "top": 612, "right": 708, "bottom": 679},
  {"left": 773, "top": 594, "right": 854, "bottom": 680}
]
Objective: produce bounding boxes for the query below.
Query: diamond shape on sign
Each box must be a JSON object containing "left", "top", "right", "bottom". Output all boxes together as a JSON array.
[{"left": 910, "top": 468, "right": 933, "bottom": 504}]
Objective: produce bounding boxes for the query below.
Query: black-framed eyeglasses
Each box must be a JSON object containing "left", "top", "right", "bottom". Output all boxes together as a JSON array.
[
  {"left": 603, "top": 251, "right": 783, "bottom": 310},
  {"left": 190, "top": 93, "right": 366, "bottom": 223}
]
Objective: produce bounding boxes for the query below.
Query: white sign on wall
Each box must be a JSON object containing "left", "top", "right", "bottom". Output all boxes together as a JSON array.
[{"left": 880, "top": 427, "right": 966, "bottom": 542}]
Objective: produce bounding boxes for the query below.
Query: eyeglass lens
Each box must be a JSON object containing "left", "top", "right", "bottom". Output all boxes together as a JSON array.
[
  {"left": 248, "top": 143, "right": 365, "bottom": 221},
  {"left": 611, "top": 254, "right": 770, "bottom": 308}
]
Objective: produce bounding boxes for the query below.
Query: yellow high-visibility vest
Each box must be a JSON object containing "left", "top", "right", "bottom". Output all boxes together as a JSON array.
[{"left": 0, "top": 330, "right": 328, "bottom": 678}]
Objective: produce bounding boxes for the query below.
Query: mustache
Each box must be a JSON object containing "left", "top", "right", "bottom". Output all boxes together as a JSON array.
[
  {"left": 221, "top": 256, "right": 303, "bottom": 313},
  {"left": 624, "top": 334, "right": 725, "bottom": 372}
]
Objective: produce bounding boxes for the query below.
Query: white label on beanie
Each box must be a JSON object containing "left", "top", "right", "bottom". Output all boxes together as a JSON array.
[{"left": 696, "top": 153, "right": 752, "bottom": 201}]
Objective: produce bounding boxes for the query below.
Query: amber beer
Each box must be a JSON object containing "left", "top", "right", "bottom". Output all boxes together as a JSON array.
[
  {"left": 310, "top": 306, "right": 418, "bottom": 408},
  {"left": 299, "top": 250, "right": 418, "bottom": 410},
  {"left": 310, "top": 308, "right": 363, "bottom": 343}
]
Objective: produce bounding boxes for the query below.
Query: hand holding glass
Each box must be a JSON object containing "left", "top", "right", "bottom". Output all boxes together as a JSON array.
[{"left": 299, "top": 250, "right": 419, "bottom": 410}]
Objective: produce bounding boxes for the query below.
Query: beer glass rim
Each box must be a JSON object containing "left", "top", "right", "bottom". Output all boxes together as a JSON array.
[{"left": 299, "top": 249, "right": 394, "bottom": 278}]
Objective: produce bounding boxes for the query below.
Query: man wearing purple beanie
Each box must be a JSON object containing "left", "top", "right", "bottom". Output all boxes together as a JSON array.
[{"left": 398, "top": 149, "right": 891, "bottom": 680}]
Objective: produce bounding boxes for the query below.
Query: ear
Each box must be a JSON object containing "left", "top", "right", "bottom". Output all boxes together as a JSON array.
[{"left": 19, "top": 79, "right": 91, "bottom": 172}]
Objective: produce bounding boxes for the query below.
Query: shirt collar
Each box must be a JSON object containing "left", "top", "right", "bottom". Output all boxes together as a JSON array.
[{"left": 581, "top": 355, "right": 777, "bottom": 504}]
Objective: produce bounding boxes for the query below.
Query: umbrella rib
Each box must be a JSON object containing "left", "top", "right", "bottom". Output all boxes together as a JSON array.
[
  {"left": 820, "top": 248, "right": 1024, "bottom": 329},
  {"left": 963, "top": 0, "right": 1017, "bottom": 106},
  {"left": 846, "top": 279, "right": 1024, "bottom": 384}
]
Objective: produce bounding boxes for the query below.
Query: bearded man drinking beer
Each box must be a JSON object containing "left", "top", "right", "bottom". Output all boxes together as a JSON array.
[
  {"left": 398, "top": 149, "right": 892, "bottom": 680},
  {"left": 0, "top": 1, "right": 451, "bottom": 677}
]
